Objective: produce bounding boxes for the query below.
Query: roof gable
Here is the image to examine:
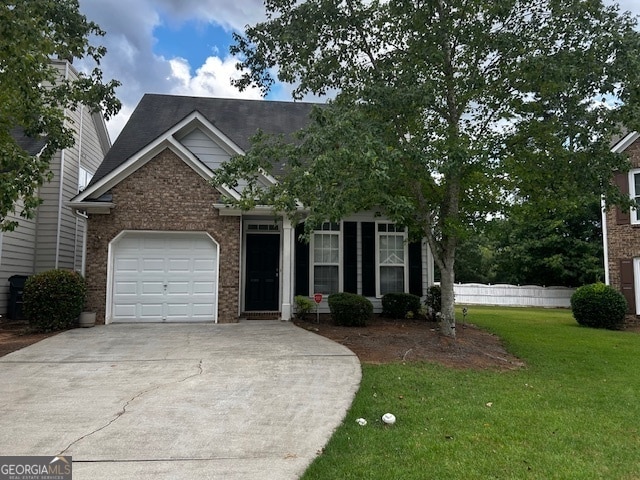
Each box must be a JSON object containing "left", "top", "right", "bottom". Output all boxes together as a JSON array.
[
  {"left": 91, "top": 94, "right": 318, "bottom": 186},
  {"left": 73, "top": 111, "right": 244, "bottom": 203}
]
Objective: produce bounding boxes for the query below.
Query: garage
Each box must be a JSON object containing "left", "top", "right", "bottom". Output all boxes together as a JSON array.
[{"left": 111, "top": 232, "right": 218, "bottom": 323}]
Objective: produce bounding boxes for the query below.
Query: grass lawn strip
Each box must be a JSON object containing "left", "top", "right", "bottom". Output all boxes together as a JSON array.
[{"left": 301, "top": 306, "right": 640, "bottom": 479}]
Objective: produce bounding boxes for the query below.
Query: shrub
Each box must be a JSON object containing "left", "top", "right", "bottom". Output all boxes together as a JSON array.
[
  {"left": 294, "top": 295, "right": 315, "bottom": 320},
  {"left": 425, "top": 285, "right": 442, "bottom": 321},
  {"left": 24, "top": 269, "right": 87, "bottom": 332},
  {"left": 570, "top": 282, "right": 627, "bottom": 330},
  {"left": 382, "top": 292, "right": 421, "bottom": 319},
  {"left": 328, "top": 292, "right": 373, "bottom": 327}
]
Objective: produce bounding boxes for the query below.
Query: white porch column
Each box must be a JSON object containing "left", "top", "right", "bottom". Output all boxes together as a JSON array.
[{"left": 281, "top": 218, "right": 294, "bottom": 320}]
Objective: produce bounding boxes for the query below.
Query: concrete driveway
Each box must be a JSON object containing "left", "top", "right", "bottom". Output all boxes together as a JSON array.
[{"left": 0, "top": 321, "right": 361, "bottom": 479}]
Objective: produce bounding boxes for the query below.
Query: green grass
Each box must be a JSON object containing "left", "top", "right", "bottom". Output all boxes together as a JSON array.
[{"left": 301, "top": 306, "right": 640, "bottom": 479}]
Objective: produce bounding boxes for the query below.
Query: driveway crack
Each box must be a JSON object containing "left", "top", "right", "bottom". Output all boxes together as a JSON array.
[{"left": 59, "top": 359, "right": 204, "bottom": 455}]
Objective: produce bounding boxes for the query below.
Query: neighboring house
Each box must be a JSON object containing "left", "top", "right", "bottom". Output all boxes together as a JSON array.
[
  {"left": 69, "top": 94, "right": 434, "bottom": 324},
  {"left": 0, "top": 59, "right": 111, "bottom": 316},
  {"left": 603, "top": 131, "right": 640, "bottom": 326}
]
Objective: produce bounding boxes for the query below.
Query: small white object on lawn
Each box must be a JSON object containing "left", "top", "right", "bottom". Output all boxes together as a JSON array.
[
  {"left": 382, "top": 413, "right": 396, "bottom": 425},
  {"left": 356, "top": 418, "right": 367, "bottom": 426}
]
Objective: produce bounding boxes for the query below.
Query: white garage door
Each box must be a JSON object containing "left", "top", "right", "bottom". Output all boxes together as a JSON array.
[{"left": 112, "top": 232, "right": 218, "bottom": 322}]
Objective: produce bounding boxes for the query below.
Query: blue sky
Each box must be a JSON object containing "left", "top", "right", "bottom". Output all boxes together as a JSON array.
[
  {"left": 77, "top": 0, "right": 640, "bottom": 142},
  {"left": 153, "top": 21, "right": 230, "bottom": 68}
]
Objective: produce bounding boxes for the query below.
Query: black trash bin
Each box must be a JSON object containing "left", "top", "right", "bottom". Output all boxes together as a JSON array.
[{"left": 8, "top": 275, "right": 29, "bottom": 320}]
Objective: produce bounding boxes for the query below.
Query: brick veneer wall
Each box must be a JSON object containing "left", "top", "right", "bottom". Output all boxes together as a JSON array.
[
  {"left": 606, "top": 139, "right": 640, "bottom": 326},
  {"left": 85, "top": 148, "right": 241, "bottom": 324}
]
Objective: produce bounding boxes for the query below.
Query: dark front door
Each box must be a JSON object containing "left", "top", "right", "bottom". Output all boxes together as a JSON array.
[{"left": 245, "top": 234, "right": 280, "bottom": 310}]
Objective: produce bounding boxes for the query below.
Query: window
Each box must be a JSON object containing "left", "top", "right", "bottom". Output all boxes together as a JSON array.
[
  {"left": 312, "top": 222, "right": 340, "bottom": 294},
  {"left": 78, "top": 167, "right": 94, "bottom": 192},
  {"left": 377, "top": 223, "right": 407, "bottom": 296},
  {"left": 630, "top": 169, "right": 640, "bottom": 224},
  {"left": 247, "top": 224, "right": 279, "bottom": 232}
]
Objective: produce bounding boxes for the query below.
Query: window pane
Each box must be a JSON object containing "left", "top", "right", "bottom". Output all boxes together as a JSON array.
[
  {"left": 380, "top": 234, "right": 404, "bottom": 264},
  {"left": 393, "top": 236, "right": 404, "bottom": 262},
  {"left": 314, "top": 266, "right": 339, "bottom": 294},
  {"left": 315, "top": 233, "right": 339, "bottom": 264},
  {"left": 380, "top": 266, "right": 404, "bottom": 295},
  {"left": 313, "top": 234, "right": 323, "bottom": 262}
]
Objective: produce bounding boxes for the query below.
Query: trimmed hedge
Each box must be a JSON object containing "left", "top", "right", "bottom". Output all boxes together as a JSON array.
[
  {"left": 570, "top": 282, "right": 627, "bottom": 330},
  {"left": 24, "top": 269, "right": 87, "bottom": 332},
  {"left": 328, "top": 292, "right": 373, "bottom": 327},
  {"left": 382, "top": 292, "right": 421, "bottom": 319}
]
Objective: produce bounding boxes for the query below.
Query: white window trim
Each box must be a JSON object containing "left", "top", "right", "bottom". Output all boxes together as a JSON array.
[
  {"left": 78, "top": 166, "right": 94, "bottom": 193},
  {"left": 375, "top": 222, "right": 409, "bottom": 298},
  {"left": 634, "top": 258, "right": 640, "bottom": 315},
  {"left": 309, "top": 222, "right": 343, "bottom": 295},
  {"left": 629, "top": 168, "right": 640, "bottom": 225}
]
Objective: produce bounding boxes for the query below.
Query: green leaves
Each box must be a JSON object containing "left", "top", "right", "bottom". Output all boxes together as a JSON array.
[
  {"left": 223, "top": 0, "right": 640, "bottom": 334},
  {"left": 0, "top": 0, "right": 121, "bottom": 231}
]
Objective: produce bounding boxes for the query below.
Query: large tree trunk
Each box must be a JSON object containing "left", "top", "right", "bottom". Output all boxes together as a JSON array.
[{"left": 439, "top": 264, "right": 456, "bottom": 338}]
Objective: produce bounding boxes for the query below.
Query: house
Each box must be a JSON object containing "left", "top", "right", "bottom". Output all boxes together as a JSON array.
[
  {"left": 69, "top": 93, "right": 434, "bottom": 324},
  {"left": 603, "top": 131, "right": 640, "bottom": 326},
  {"left": 0, "top": 59, "right": 111, "bottom": 317}
]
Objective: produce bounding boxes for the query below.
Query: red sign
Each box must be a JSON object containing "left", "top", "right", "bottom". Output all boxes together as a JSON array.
[{"left": 313, "top": 293, "right": 323, "bottom": 304}]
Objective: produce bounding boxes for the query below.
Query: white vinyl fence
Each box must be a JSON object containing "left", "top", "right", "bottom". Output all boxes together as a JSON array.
[{"left": 448, "top": 283, "right": 576, "bottom": 308}]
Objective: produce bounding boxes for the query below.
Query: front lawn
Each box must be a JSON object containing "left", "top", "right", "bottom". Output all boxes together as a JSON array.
[{"left": 302, "top": 306, "right": 640, "bottom": 479}]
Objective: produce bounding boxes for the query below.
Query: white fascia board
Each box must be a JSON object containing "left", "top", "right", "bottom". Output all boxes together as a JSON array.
[
  {"left": 72, "top": 110, "right": 275, "bottom": 203},
  {"left": 66, "top": 201, "right": 115, "bottom": 214},
  {"left": 213, "top": 204, "right": 276, "bottom": 216},
  {"left": 259, "top": 168, "right": 279, "bottom": 186},
  {"left": 72, "top": 136, "right": 240, "bottom": 205},
  {"left": 74, "top": 138, "right": 183, "bottom": 200},
  {"left": 611, "top": 131, "right": 640, "bottom": 154},
  {"left": 213, "top": 203, "right": 306, "bottom": 217}
]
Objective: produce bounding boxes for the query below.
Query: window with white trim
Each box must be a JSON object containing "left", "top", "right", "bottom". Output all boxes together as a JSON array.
[
  {"left": 377, "top": 223, "right": 407, "bottom": 296},
  {"left": 78, "top": 166, "right": 94, "bottom": 192},
  {"left": 312, "top": 222, "right": 340, "bottom": 294},
  {"left": 630, "top": 169, "right": 640, "bottom": 224}
]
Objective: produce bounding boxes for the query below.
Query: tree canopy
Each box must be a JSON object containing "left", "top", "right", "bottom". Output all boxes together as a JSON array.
[
  {"left": 0, "top": 0, "right": 121, "bottom": 231},
  {"left": 215, "top": 0, "right": 640, "bottom": 336},
  {"left": 454, "top": 199, "right": 604, "bottom": 287}
]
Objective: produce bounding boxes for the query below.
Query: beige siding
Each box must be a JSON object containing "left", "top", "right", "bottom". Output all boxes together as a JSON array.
[
  {"left": 0, "top": 208, "right": 37, "bottom": 315},
  {"left": 35, "top": 97, "right": 108, "bottom": 273},
  {"left": 1, "top": 59, "right": 110, "bottom": 313},
  {"left": 180, "top": 128, "right": 232, "bottom": 170}
]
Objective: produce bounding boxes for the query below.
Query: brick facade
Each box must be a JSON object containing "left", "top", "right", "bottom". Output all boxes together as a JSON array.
[
  {"left": 606, "top": 139, "right": 640, "bottom": 327},
  {"left": 85, "top": 148, "right": 241, "bottom": 324}
]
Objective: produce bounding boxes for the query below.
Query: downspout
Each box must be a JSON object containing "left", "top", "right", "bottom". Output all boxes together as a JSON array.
[
  {"left": 54, "top": 61, "right": 70, "bottom": 268},
  {"left": 74, "top": 106, "right": 85, "bottom": 272},
  {"left": 237, "top": 217, "right": 243, "bottom": 322},
  {"left": 602, "top": 196, "right": 610, "bottom": 285},
  {"left": 55, "top": 157, "right": 65, "bottom": 268}
]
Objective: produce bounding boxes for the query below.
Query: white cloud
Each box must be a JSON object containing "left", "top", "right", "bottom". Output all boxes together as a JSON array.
[
  {"left": 150, "top": 0, "right": 266, "bottom": 31},
  {"left": 169, "top": 56, "right": 263, "bottom": 99},
  {"left": 77, "top": 0, "right": 639, "bottom": 142},
  {"left": 77, "top": 0, "right": 270, "bottom": 142}
]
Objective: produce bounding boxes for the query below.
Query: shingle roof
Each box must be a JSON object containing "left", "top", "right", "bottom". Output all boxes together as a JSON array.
[
  {"left": 92, "top": 94, "right": 319, "bottom": 184},
  {"left": 9, "top": 127, "right": 48, "bottom": 156}
]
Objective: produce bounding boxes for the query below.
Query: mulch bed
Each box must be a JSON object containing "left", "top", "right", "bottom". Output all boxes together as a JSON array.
[{"left": 294, "top": 316, "right": 525, "bottom": 370}]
